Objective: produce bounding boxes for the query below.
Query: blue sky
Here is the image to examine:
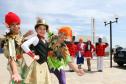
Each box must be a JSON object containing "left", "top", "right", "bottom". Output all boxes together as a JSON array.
[{"left": 0, "top": 0, "right": 126, "bottom": 47}]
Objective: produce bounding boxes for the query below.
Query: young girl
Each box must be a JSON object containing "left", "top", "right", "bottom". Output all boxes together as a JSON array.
[
  {"left": 21, "top": 17, "right": 51, "bottom": 84},
  {"left": 48, "top": 26, "right": 84, "bottom": 84},
  {"left": 3, "top": 12, "right": 32, "bottom": 84},
  {"left": 84, "top": 40, "right": 95, "bottom": 71}
]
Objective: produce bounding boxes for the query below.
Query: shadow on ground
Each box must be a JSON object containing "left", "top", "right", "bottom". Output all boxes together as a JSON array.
[
  {"left": 113, "top": 65, "right": 126, "bottom": 70},
  {"left": 65, "top": 70, "right": 98, "bottom": 74}
]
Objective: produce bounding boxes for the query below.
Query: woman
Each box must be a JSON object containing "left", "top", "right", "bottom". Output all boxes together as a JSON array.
[
  {"left": 84, "top": 40, "right": 95, "bottom": 71},
  {"left": 3, "top": 12, "right": 32, "bottom": 84}
]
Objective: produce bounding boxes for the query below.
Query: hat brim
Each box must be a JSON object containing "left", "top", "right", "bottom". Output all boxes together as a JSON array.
[{"left": 35, "top": 23, "right": 48, "bottom": 31}]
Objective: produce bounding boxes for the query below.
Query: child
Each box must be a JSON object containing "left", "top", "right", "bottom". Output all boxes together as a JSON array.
[
  {"left": 21, "top": 17, "right": 51, "bottom": 84},
  {"left": 84, "top": 40, "right": 95, "bottom": 71},
  {"left": 96, "top": 38, "right": 108, "bottom": 72},
  {"left": 48, "top": 26, "right": 84, "bottom": 84},
  {"left": 76, "top": 38, "right": 85, "bottom": 69},
  {"left": 3, "top": 12, "right": 32, "bottom": 84}
]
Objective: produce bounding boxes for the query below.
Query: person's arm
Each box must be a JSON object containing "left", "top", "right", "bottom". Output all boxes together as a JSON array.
[
  {"left": 21, "top": 36, "right": 39, "bottom": 59},
  {"left": 62, "top": 46, "right": 84, "bottom": 76},
  {"left": 105, "top": 43, "right": 109, "bottom": 47},
  {"left": 75, "top": 45, "right": 78, "bottom": 56},
  {"left": 5, "top": 38, "right": 21, "bottom": 82},
  {"left": 91, "top": 44, "right": 95, "bottom": 52},
  {"left": 9, "top": 58, "right": 22, "bottom": 82},
  {"left": 68, "top": 62, "right": 84, "bottom": 76}
]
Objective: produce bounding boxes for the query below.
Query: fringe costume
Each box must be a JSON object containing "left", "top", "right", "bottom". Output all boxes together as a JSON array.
[
  {"left": 48, "top": 35, "right": 72, "bottom": 84},
  {"left": 3, "top": 33, "right": 27, "bottom": 84}
]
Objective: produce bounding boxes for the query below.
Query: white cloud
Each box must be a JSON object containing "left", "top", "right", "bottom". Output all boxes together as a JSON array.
[{"left": 1, "top": 0, "right": 126, "bottom": 46}]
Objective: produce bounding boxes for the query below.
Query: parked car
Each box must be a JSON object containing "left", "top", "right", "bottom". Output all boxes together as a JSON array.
[{"left": 113, "top": 47, "right": 126, "bottom": 66}]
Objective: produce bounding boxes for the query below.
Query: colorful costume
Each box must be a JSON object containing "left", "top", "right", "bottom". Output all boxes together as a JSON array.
[
  {"left": 84, "top": 40, "right": 95, "bottom": 71},
  {"left": 3, "top": 33, "right": 27, "bottom": 84},
  {"left": 21, "top": 18, "right": 51, "bottom": 84},
  {"left": 47, "top": 26, "right": 72, "bottom": 84},
  {"left": 96, "top": 38, "right": 108, "bottom": 72},
  {"left": 21, "top": 36, "right": 51, "bottom": 84},
  {"left": 84, "top": 40, "right": 95, "bottom": 58},
  {"left": 3, "top": 12, "right": 27, "bottom": 84}
]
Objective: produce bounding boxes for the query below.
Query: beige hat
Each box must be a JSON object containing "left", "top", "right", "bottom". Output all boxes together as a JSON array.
[{"left": 34, "top": 17, "right": 49, "bottom": 31}]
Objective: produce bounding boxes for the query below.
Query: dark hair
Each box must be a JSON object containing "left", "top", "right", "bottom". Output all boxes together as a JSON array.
[
  {"left": 85, "top": 41, "right": 91, "bottom": 51},
  {"left": 35, "top": 24, "right": 48, "bottom": 31},
  {"left": 98, "top": 38, "right": 102, "bottom": 43}
]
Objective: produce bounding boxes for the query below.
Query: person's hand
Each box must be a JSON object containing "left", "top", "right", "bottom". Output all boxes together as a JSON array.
[
  {"left": 12, "top": 73, "right": 22, "bottom": 83},
  {"left": 33, "top": 55, "right": 40, "bottom": 60},
  {"left": 27, "top": 51, "right": 39, "bottom": 60},
  {"left": 76, "top": 69, "right": 84, "bottom": 76},
  {"left": 27, "top": 51, "right": 36, "bottom": 59}
]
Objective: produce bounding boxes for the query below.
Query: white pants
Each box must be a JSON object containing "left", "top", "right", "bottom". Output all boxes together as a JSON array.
[{"left": 97, "top": 57, "right": 104, "bottom": 70}]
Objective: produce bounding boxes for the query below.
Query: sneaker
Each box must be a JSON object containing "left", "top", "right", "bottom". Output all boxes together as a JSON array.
[
  {"left": 69, "top": 70, "right": 74, "bottom": 72},
  {"left": 88, "top": 69, "right": 91, "bottom": 71},
  {"left": 98, "top": 70, "right": 103, "bottom": 72}
]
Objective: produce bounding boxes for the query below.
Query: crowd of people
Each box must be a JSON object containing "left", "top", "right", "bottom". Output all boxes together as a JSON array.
[
  {"left": 67, "top": 36, "right": 108, "bottom": 72},
  {"left": 0, "top": 12, "right": 108, "bottom": 84}
]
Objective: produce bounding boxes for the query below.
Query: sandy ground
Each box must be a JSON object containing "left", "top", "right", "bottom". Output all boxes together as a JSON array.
[{"left": 0, "top": 54, "right": 126, "bottom": 84}]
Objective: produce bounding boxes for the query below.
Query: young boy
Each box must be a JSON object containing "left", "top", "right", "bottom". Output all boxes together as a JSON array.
[{"left": 48, "top": 26, "right": 84, "bottom": 84}]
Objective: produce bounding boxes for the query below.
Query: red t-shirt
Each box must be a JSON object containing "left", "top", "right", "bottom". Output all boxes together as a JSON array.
[
  {"left": 96, "top": 43, "right": 108, "bottom": 56},
  {"left": 67, "top": 43, "right": 77, "bottom": 57}
]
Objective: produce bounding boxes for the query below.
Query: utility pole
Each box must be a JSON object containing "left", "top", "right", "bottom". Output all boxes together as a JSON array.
[
  {"left": 104, "top": 17, "right": 118, "bottom": 68},
  {"left": 91, "top": 18, "right": 96, "bottom": 44}
]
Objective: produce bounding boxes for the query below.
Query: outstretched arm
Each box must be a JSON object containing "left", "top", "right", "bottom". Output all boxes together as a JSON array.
[
  {"left": 68, "top": 62, "right": 84, "bottom": 76},
  {"left": 62, "top": 46, "right": 84, "bottom": 76}
]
